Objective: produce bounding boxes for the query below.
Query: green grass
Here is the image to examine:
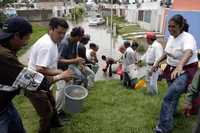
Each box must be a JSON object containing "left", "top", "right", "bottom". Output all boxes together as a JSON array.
[
  {"left": 14, "top": 80, "right": 196, "bottom": 133},
  {"left": 17, "top": 23, "right": 48, "bottom": 56}
]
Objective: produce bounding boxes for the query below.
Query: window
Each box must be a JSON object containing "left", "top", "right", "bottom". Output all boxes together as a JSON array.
[
  {"left": 138, "top": 10, "right": 143, "bottom": 21},
  {"left": 144, "top": 10, "right": 151, "bottom": 23}
]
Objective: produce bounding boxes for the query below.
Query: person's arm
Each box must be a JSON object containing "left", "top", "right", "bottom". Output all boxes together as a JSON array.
[
  {"left": 59, "top": 57, "right": 85, "bottom": 65},
  {"left": 171, "top": 49, "right": 193, "bottom": 79},
  {"left": 36, "top": 66, "right": 63, "bottom": 76},
  {"left": 184, "top": 69, "right": 200, "bottom": 116}
]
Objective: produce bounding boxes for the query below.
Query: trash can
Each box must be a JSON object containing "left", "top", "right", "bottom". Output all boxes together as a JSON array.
[{"left": 64, "top": 85, "right": 88, "bottom": 113}]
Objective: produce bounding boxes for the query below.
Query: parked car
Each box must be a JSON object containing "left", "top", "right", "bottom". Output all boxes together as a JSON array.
[{"left": 89, "top": 17, "right": 105, "bottom": 26}]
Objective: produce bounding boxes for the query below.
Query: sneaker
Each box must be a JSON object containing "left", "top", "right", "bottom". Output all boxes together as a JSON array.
[
  {"left": 58, "top": 111, "right": 70, "bottom": 122},
  {"left": 154, "top": 126, "right": 163, "bottom": 133}
]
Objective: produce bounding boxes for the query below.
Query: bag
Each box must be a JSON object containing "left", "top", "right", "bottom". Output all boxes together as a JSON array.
[{"left": 116, "top": 64, "right": 123, "bottom": 76}]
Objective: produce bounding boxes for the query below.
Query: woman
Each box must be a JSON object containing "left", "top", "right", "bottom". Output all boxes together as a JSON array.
[{"left": 153, "top": 14, "right": 198, "bottom": 133}]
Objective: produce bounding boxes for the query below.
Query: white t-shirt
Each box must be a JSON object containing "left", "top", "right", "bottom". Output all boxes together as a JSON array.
[
  {"left": 165, "top": 31, "right": 198, "bottom": 66},
  {"left": 123, "top": 47, "right": 137, "bottom": 72},
  {"left": 86, "top": 49, "right": 93, "bottom": 60},
  {"left": 141, "top": 40, "right": 163, "bottom": 65},
  {"left": 28, "top": 34, "right": 59, "bottom": 70}
]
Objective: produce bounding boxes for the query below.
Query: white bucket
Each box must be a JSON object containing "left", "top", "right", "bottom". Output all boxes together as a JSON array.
[{"left": 64, "top": 85, "right": 88, "bottom": 113}]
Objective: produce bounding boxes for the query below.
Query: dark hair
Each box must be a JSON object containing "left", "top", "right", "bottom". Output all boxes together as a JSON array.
[
  {"left": 89, "top": 43, "right": 96, "bottom": 48},
  {"left": 80, "top": 34, "right": 90, "bottom": 44},
  {"left": 170, "top": 14, "right": 189, "bottom": 32},
  {"left": 102, "top": 55, "right": 106, "bottom": 60},
  {"left": 49, "top": 17, "right": 69, "bottom": 30},
  {"left": 123, "top": 41, "right": 130, "bottom": 47},
  {"left": 70, "top": 26, "right": 84, "bottom": 37},
  {"left": 132, "top": 40, "right": 139, "bottom": 48}
]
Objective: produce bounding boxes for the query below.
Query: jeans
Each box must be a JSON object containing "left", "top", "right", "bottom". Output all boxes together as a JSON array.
[
  {"left": 157, "top": 73, "right": 188, "bottom": 133},
  {"left": 0, "top": 102, "right": 26, "bottom": 133},
  {"left": 68, "top": 65, "right": 85, "bottom": 85}
]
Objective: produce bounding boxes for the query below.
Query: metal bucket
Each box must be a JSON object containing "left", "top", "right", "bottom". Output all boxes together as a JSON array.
[{"left": 64, "top": 85, "right": 88, "bottom": 113}]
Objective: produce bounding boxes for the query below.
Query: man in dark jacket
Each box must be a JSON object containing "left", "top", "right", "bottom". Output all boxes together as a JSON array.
[{"left": 0, "top": 17, "right": 73, "bottom": 133}]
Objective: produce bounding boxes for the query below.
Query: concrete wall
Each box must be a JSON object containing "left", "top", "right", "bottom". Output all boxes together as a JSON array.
[
  {"left": 17, "top": 9, "right": 52, "bottom": 21},
  {"left": 165, "top": 10, "right": 200, "bottom": 48}
]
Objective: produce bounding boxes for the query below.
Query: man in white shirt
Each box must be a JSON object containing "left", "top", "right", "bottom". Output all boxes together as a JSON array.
[
  {"left": 141, "top": 32, "right": 163, "bottom": 95},
  {"left": 27, "top": 18, "right": 73, "bottom": 133},
  {"left": 123, "top": 41, "right": 138, "bottom": 88}
]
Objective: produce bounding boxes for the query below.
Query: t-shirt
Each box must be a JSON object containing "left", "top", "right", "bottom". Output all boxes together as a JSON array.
[
  {"left": 141, "top": 40, "right": 163, "bottom": 65},
  {"left": 58, "top": 37, "right": 78, "bottom": 70},
  {"left": 28, "top": 34, "right": 58, "bottom": 70},
  {"left": 123, "top": 47, "right": 137, "bottom": 72},
  {"left": 165, "top": 31, "right": 198, "bottom": 66}
]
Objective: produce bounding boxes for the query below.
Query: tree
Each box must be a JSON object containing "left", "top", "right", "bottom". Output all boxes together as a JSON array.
[{"left": 0, "top": 0, "right": 16, "bottom": 8}]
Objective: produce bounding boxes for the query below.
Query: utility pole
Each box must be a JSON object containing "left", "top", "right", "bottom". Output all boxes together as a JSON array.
[{"left": 110, "top": 0, "right": 113, "bottom": 57}]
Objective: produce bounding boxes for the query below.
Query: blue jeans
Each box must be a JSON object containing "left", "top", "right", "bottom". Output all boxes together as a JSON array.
[
  {"left": 0, "top": 102, "right": 26, "bottom": 133},
  {"left": 68, "top": 65, "right": 85, "bottom": 85},
  {"left": 157, "top": 73, "right": 188, "bottom": 133}
]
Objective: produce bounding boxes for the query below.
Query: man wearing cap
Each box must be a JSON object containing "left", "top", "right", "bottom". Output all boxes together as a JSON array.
[
  {"left": 27, "top": 17, "right": 74, "bottom": 133},
  {"left": 0, "top": 17, "right": 73, "bottom": 133},
  {"left": 141, "top": 32, "right": 163, "bottom": 95}
]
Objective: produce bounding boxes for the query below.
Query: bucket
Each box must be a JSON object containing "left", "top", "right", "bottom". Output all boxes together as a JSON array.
[{"left": 64, "top": 85, "right": 88, "bottom": 113}]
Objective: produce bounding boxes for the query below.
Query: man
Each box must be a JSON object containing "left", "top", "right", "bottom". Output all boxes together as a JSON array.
[
  {"left": 123, "top": 41, "right": 138, "bottom": 88},
  {"left": 0, "top": 17, "right": 73, "bottom": 133},
  {"left": 56, "top": 27, "right": 85, "bottom": 118},
  {"left": 78, "top": 34, "right": 96, "bottom": 88},
  {"left": 184, "top": 69, "right": 200, "bottom": 133},
  {"left": 86, "top": 43, "right": 99, "bottom": 74},
  {"left": 27, "top": 17, "right": 73, "bottom": 133},
  {"left": 141, "top": 32, "right": 163, "bottom": 95}
]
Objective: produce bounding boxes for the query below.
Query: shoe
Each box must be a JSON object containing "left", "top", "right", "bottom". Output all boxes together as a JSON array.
[
  {"left": 50, "top": 113, "right": 64, "bottom": 128},
  {"left": 58, "top": 111, "right": 71, "bottom": 122},
  {"left": 154, "top": 126, "right": 163, "bottom": 133}
]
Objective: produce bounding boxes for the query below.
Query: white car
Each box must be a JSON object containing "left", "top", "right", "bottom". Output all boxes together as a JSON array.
[{"left": 89, "top": 17, "right": 105, "bottom": 26}]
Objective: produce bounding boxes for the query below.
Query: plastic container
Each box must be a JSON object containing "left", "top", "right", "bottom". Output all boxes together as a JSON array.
[
  {"left": 134, "top": 79, "right": 146, "bottom": 90},
  {"left": 64, "top": 85, "right": 88, "bottom": 113}
]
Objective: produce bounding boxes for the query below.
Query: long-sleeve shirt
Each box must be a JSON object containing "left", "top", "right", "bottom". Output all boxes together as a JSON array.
[
  {"left": 185, "top": 69, "right": 200, "bottom": 105},
  {"left": 0, "top": 45, "right": 50, "bottom": 111}
]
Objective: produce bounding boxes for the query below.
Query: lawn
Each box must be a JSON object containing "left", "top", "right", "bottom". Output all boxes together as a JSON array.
[{"left": 14, "top": 80, "right": 196, "bottom": 133}]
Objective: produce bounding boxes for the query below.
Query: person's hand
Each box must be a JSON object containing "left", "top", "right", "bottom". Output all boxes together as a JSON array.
[
  {"left": 183, "top": 103, "right": 192, "bottom": 117},
  {"left": 60, "top": 69, "right": 75, "bottom": 82},
  {"left": 75, "top": 57, "right": 85, "bottom": 64},
  {"left": 171, "top": 64, "right": 184, "bottom": 80},
  {"left": 151, "top": 62, "right": 159, "bottom": 72}
]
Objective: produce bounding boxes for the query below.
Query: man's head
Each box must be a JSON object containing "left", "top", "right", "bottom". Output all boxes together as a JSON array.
[
  {"left": 146, "top": 32, "right": 156, "bottom": 45},
  {"left": 80, "top": 34, "right": 90, "bottom": 45},
  {"left": 123, "top": 40, "right": 130, "bottom": 49},
  {"left": 0, "top": 16, "right": 32, "bottom": 52},
  {"left": 131, "top": 40, "right": 139, "bottom": 50},
  {"left": 89, "top": 43, "right": 98, "bottom": 51},
  {"left": 70, "top": 26, "right": 84, "bottom": 43},
  {"left": 48, "top": 17, "right": 69, "bottom": 43},
  {"left": 118, "top": 45, "right": 125, "bottom": 54},
  {"left": 102, "top": 55, "right": 106, "bottom": 61}
]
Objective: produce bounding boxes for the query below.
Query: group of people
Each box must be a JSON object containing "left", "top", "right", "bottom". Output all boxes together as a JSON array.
[
  {"left": 0, "top": 16, "right": 99, "bottom": 133},
  {"left": 1, "top": 14, "right": 200, "bottom": 133},
  {"left": 101, "top": 14, "right": 200, "bottom": 133}
]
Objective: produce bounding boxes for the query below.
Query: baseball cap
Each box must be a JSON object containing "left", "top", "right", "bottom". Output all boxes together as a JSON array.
[
  {"left": 0, "top": 16, "right": 32, "bottom": 40},
  {"left": 146, "top": 32, "right": 156, "bottom": 40}
]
